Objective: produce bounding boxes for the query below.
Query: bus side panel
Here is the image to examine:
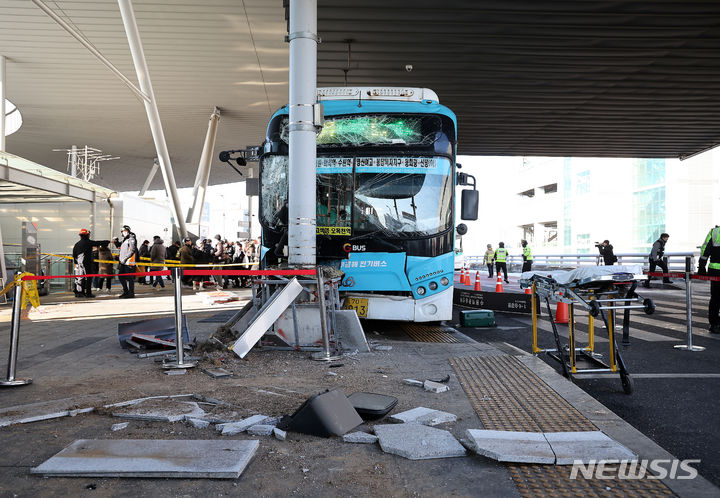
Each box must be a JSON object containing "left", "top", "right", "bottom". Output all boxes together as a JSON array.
[{"left": 339, "top": 252, "right": 410, "bottom": 291}]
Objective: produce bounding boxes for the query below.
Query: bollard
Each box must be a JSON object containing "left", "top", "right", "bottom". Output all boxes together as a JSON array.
[
  {"left": 674, "top": 256, "right": 705, "bottom": 351},
  {"left": 163, "top": 268, "right": 198, "bottom": 369},
  {"left": 0, "top": 279, "right": 32, "bottom": 386},
  {"left": 312, "top": 267, "right": 340, "bottom": 361}
]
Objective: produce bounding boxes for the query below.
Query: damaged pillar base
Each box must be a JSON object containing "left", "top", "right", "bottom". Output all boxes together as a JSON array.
[{"left": 0, "top": 378, "right": 32, "bottom": 387}]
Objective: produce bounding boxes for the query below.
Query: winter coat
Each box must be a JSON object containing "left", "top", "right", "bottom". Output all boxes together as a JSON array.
[
  {"left": 98, "top": 246, "right": 114, "bottom": 274},
  {"left": 178, "top": 245, "right": 194, "bottom": 265},
  {"left": 150, "top": 239, "right": 166, "bottom": 263},
  {"left": 118, "top": 233, "right": 137, "bottom": 266}
]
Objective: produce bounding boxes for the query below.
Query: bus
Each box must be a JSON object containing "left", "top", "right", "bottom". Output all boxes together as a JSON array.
[{"left": 258, "top": 87, "right": 476, "bottom": 322}]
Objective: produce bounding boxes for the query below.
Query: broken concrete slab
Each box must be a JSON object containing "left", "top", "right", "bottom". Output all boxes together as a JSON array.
[
  {"left": 219, "top": 415, "right": 269, "bottom": 435},
  {"left": 273, "top": 428, "right": 287, "bottom": 441},
  {"left": 187, "top": 418, "right": 210, "bottom": 429},
  {"left": 202, "top": 368, "right": 232, "bottom": 379},
  {"left": 111, "top": 398, "right": 206, "bottom": 423},
  {"left": 424, "top": 380, "right": 449, "bottom": 393},
  {"left": 545, "top": 431, "right": 637, "bottom": 465},
  {"left": 247, "top": 424, "right": 275, "bottom": 436},
  {"left": 0, "top": 398, "right": 97, "bottom": 428},
  {"left": 111, "top": 422, "right": 129, "bottom": 432},
  {"left": 31, "top": 439, "right": 259, "bottom": 479},
  {"left": 403, "top": 379, "right": 424, "bottom": 387},
  {"left": 373, "top": 423, "right": 466, "bottom": 460},
  {"left": 464, "top": 430, "right": 555, "bottom": 464},
  {"left": 343, "top": 431, "right": 378, "bottom": 444},
  {"left": 388, "top": 407, "right": 457, "bottom": 427},
  {"left": 334, "top": 309, "right": 371, "bottom": 352}
]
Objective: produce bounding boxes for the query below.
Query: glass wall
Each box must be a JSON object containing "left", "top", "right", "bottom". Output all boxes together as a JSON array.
[{"left": 632, "top": 159, "right": 666, "bottom": 251}]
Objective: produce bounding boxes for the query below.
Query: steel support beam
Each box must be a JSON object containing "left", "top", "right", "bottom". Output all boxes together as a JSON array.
[
  {"left": 117, "top": 0, "right": 187, "bottom": 239},
  {"left": 139, "top": 158, "right": 159, "bottom": 197},
  {"left": 31, "top": 0, "right": 149, "bottom": 103},
  {"left": 288, "top": 0, "right": 317, "bottom": 266},
  {"left": 0, "top": 55, "right": 6, "bottom": 152},
  {"left": 186, "top": 107, "right": 221, "bottom": 224}
]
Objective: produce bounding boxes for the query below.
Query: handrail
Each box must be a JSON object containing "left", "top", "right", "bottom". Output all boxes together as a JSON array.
[{"left": 461, "top": 251, "right": 697, "bottom": 271}]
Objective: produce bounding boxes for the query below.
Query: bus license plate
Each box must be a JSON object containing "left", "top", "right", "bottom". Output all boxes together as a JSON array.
[{"left": 344, "top": 297, "right": 368, "bottom": 318}]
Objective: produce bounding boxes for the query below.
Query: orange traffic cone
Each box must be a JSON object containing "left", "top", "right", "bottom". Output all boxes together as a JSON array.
[
  {"left": 554, "top": 293, "right": 569, "bottom": 324},
  {"left": 524, "top": 286, "right": 532, "bottom": 295},
  {"left": 463, "top": 267, "right": 470, "bottom": 286},
  {"left": 495, "top": 272, "right": 504, "bottom": 293},
  {"left": 474, "top": 271, "right": 482, "bottom": 291}
]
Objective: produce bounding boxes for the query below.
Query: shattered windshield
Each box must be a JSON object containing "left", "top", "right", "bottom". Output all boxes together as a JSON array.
[
  {"left": 259, "top": 155, "right": 452, "bottom": 238},
  {"left": 279, "top": 115, "right": 441, "bottom": 147}
]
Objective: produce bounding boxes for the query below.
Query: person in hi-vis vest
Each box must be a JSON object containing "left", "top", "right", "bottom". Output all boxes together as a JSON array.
[
  {"left": 698, "top": 226, "right": 720, "bottom": 333},
  {"left": 521, "top": 239, "right": 533, "bottom": 273},
  {"left": 494, "top": 242, "right": 509, "bottom": 283}
]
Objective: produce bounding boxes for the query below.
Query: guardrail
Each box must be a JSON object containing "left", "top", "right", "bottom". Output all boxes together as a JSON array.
[{"left": 462, "top": 252, "right": 697, "bottom": 271}]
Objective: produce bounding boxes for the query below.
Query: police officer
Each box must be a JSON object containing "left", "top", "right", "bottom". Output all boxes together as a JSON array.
[
  {"left": 521, "top": 240, "right": 533, "bottom": 272},
  {"left": 644, "top": 233, "right": 671, "bottom": 287},
  {"left": 494, "top": 242, "right": 509, "bottom": 283},
  {"left": 698, "top": 226, "right": 720, "bottom": 333}
]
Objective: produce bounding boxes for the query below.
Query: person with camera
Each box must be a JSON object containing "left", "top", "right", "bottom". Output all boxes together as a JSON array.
[{"left": 595, "top": 240, "right": 617, "bottom": 265}]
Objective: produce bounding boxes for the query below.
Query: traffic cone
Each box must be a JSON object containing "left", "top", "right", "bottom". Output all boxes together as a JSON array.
[
  {"left": 554, "top": 293, "right": 569, "bottom": 324},
  {"left": 474, "top": 271, "right": 482, "bottom": 291},
  {"left": 524, "top": 286, "right": 532, "bottom": 295},
  {"left": 463, "top": 267, "right": 470, "bottom": 286},
  {"left": 495, "top": 272, "right": 504, "bottom": 293}
]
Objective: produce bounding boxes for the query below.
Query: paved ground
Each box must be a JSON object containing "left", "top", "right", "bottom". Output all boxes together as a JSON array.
[
  {"left": 457, "top": 277, "right": 720, "bottom": 488},
  {"left": 0, "top": 280, "right": 717, "bottom": 496}
]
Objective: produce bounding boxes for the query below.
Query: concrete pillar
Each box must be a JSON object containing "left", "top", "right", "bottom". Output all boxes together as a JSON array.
[{"left": 287, "top": 0, "right": 317, "bottom": 266}]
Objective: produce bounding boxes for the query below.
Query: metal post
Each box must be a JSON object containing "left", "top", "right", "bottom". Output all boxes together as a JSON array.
[
  {"left": 288, "top": 0, "right": 318, "bottom": 266},
  {"left": 139, "top": 158, "right": 159, "bottom": 197},
  {"left": 0, "top": 54, "right": 5, "bottom": 152},
  {"left": 117, "top": 0, "right": 188, "bottom": 239},
  {"left": 675, "top": 256, "right": 705, "bottom": 351},
  {"left": 312, "top": 268, "right": 339, "bottom": 361},
  {"left": 1, "top": 280, "right": 32, "bottom": 386},
  {"left": 163, "top": 268, "right": 197, "bottom": 369},
  {"left": 186, "top": 108, "right": 221, "bottom": 225}
]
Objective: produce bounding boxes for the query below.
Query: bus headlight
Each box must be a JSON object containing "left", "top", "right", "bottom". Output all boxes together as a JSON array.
[
  {"left": 429, "top": 281, "right": 438, "bottom": 291},
  {"left": 440, "top": 277, "right": 449, "bottom": 286},
  {"left": 417, "top": 286, "right": 426, "bottom": 296}
]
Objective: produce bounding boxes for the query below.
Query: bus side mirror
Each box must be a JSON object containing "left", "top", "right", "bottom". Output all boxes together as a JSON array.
[{"left": 461, "top": 190, "right": 478, "bottom": 220}]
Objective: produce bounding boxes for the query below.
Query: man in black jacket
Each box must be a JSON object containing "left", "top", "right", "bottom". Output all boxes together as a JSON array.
[
  {"left": 596, "top": 240, "right": 617, "bottom": 266},
  {"left": 644, "top": 233, "right": 671, "bottom": 287},
  {"left": 72, "top": 228, "right": 109, "bottom": 298}
]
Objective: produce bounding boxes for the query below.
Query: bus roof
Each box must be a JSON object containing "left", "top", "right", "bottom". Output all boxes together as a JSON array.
[{"left": 317, "top": 87, "right": 439, "bottom": 103}]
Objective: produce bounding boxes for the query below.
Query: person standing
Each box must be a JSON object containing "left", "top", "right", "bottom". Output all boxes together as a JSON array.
[
  {"left": 177, "top": 237, "right": 196, "bottom": 289},
  {"left": 521, "top": 240, "right": 533, "bottom": 272},
  {"left": 138, "top": 240, "right": 151, "bottom": 284},
  {"left": 166, "top": 240, "right": 181, "bottom": 260},
  {"left": 596, "top": 240, "right": 617, "bottom": 265},
  {"left": 149, "top": 235, "right": 166, "bottom": 290},
  {"left": 697, "top": 226, "right": 720, "bottom": 333},
  {"left": 483, "top": 244, "right": 494, "bottom": 278},
  {"left": 116, "top": 225, "right": 137, "bottom": 299},
  {"left": 97, "top": 242, "right": 114, "bottom": 293},
  {"left": 644, "top": 233, "right": 671, "bottom": 287},
  {"left": 494, "top": 242, "right": 509, "bottom": 283},
  {"left": 72, "top": 229, "right": 109, "bottom": 298}
]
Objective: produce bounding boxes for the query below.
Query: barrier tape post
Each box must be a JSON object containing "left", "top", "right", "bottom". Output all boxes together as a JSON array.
[
  {"left": 163, "top": 268, "right": 198, "bottom": 370},
  {"left": 0, "top": 277, "right": 32, "bottom": 386},
  {"left": 675, "top": 256, "right": 705, "bottom": 352},
  {"left": 312, "top": 267, "right": 339, "bottom": 362}
]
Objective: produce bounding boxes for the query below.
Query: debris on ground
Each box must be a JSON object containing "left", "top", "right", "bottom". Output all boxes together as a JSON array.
[
  {"left": 389, "top": 407, "right": 457, "bottom": 426},
  {"left": 247, "top": 424, "right": 275, "bottom": 436},
  {"left": 403, "top": 379, "right": 424, "bottom": 387},
  {"left": 110, "top": 422, "right": 129, "bottom": 432},
  {"left": 427, "top": 374, "right": 451, "bottom": 384},
  {"left": 202, "top": 367, "right": 232, "bottom": 379},
  {"left": 423, "top": 380, "right": 450, "bottom": 393},
  {"left": 374, "top": 423, "right": 467, "bottom": 460},
  {"left": 273, "top": 428, "right": 287, "bottom": 441},
  {"left": 343, "top": 431, "right": 379, "bottom": 444},
  {"left": 219, "top": 415, "right": 269, "bottom": 435}
]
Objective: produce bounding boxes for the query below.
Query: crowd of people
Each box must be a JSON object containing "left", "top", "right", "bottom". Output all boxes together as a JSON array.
[{"left": 72, "top": 226, "right": 259, "bottom": 299}]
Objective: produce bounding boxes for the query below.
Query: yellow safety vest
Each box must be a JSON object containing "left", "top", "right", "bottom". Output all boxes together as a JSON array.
[
  {"left": 523, "top": 246, "right": 533, "bottom": 261},
  {"left": 495, "top": 248, "right": 507, "bottom": 262},
  {"left": 702, "top": 227, "right": 720, "bottom": 269}
]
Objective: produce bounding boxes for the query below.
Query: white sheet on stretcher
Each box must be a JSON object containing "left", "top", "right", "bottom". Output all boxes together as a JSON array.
[{"left": 520, "top": 265, "right": 644, "bottom": 285}]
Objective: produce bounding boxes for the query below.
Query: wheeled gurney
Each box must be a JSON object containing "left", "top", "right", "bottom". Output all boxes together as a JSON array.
[{"left": 519, "top": 265, "right": 655, "bottom": 394}]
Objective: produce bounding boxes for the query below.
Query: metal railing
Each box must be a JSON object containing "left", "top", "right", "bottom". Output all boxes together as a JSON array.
[{"left": 461, "top": 252, "right": 697, "bottom": 271}]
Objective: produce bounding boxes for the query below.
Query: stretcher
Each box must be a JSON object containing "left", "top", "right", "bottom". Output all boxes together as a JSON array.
[{"left": 519, "top": 265, "right": 655, "bottom": 394}]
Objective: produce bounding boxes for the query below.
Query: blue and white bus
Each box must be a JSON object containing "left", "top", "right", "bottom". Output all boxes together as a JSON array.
[{"left": 259, "top": 87, "right": 476, "bottom": 322}]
